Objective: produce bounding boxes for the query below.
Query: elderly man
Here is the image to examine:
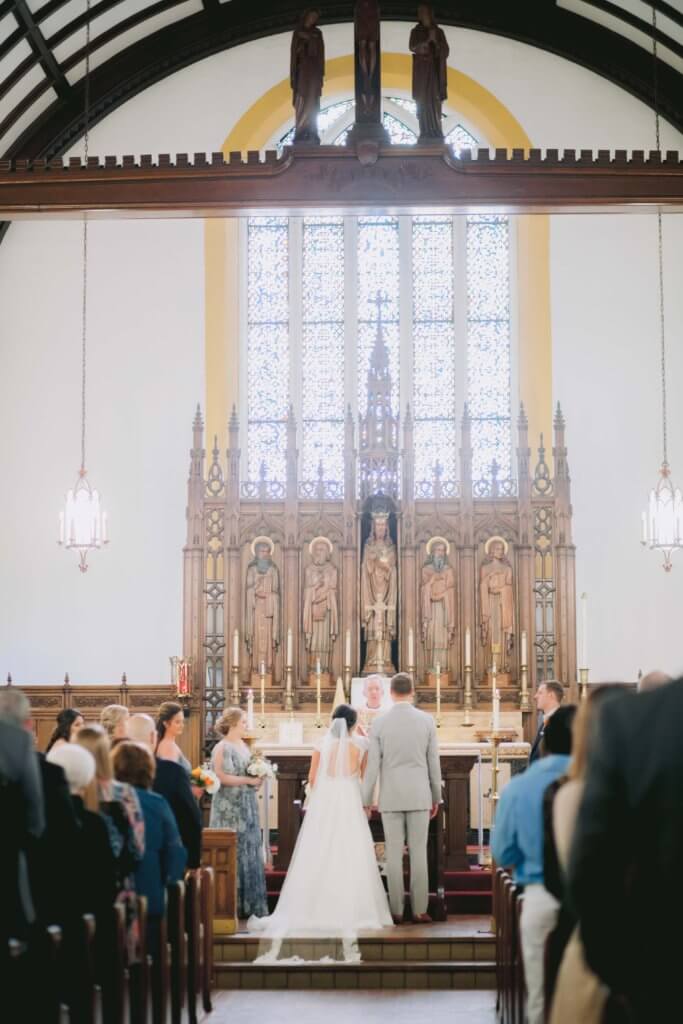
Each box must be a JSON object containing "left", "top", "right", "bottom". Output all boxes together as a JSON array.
[{"left": 129, "top": 713, "right": 202, "bottom": 868}]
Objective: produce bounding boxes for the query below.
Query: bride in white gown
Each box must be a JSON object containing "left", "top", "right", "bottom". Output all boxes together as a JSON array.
[{"left": 249, "top": 704, "right": 393, "bottom": 961}]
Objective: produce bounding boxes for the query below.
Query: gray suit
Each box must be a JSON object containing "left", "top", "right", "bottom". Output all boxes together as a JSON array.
[{"left": 362, "top": 702, "right": 442, "bottom": 918}]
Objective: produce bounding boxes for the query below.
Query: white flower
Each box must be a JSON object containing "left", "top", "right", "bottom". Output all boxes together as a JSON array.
[{"left": 203, "top": 768, "right": 220, "bottom": 795}]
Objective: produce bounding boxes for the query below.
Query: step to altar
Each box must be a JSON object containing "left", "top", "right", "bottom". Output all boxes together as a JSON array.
[{"left": 214, "top": 917, "right": 495, "bottom": 991}]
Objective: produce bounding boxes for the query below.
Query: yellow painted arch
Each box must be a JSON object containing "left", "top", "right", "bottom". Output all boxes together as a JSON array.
[{"left": 205, "top": 53, "right": 551, "bottom": 456}]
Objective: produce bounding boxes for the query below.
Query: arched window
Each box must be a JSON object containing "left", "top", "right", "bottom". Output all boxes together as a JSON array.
[{"left": 245, "top": 98, "right": 513, "bottom": 494}]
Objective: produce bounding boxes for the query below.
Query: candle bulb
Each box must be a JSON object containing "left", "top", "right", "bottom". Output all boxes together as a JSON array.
[
  {"left": 465, "top": 627, "right": 471, "bottom": 668},
  {"left": 287, "top": 627, "right": 293, "bottom": 667},
  {"left": 345, "top": 629, "right": 351, "bottom": 667},
  {"left": 316, "top": 658, "right": 321, "bottom": 677},
  {"left": 247, "top": 689, "right": 254, "bottom": 730},
  {"left": 493, "top": 687, "right": 501, "bottom": 733},
  {"left": 233, "top": 629, "right": 239, "bottom": 668},
  {"left": 408, "top": 627, "right": 414, "bottom": 668},
  {"left": 521, "top": 630, "right": 527, "bottom": 668}
]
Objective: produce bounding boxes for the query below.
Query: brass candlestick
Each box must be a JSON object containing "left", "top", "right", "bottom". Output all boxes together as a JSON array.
[
  {"left": 579, "top": 667, "right": 589, "bottom": 702},
  {"left": 435, "top": 662, "right": 442, "bottom": 728},
  {"left": 284, "top": 663, "right": 294, "bottom": 714},
  {"left": 231, "top": 663, "right": 240, "bottom": 706},
  {"left": 463, "top": 663, "right": 474, "bottom": 727},
  {"left": 343, "top": 663, "right": 352, "bottom": 700},
  {"left": 315, "top": 665, "right": 322, "bottom": 728},
  {"left": 488, "top": 731, "right": 502, "bottom": 932},
  {"left": 519, "top": 662, "right": 531, "bottom": 713}
]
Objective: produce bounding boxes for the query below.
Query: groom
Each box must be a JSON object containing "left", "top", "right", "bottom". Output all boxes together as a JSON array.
[{"left": 362, "top": 672, "right": 442, "bottom": 923}]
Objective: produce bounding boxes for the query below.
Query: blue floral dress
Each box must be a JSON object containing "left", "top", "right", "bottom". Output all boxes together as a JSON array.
[{"left": 209, "top": 741, "right": 268, "bottom": 919}]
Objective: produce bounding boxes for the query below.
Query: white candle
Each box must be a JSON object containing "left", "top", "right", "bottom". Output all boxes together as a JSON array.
[
  {"left": 493, "top": 688, "right": 501, "bottom": 733},
  {"left": 580, "top": 593, "right": 588, "bottom": 668},
  {"left": 233, "top": 629, "right": 239, "bottom": 668},
  {"left": 521, "top": 630, "right": 527, "bottom": 668},
  {"left": 316, "top": 657, "right": 321, "bottom": 677},
  {"left": 246, "top": 689, "right": 254, "bottom": 730},
  {"left": 287, "top": 627, "right": 293, "bottom": 667},
  {"left": 260, "top": 661, "right": 266, "bottom": 677},
  {"left": 316, "top": 671, "right": 321, "bottom": 719},
  {"left": 435, "top": 661, "right": 441, "bottom": 718},
  {"left": 408, "top": 627, "right": 414, "bottom": 668},
  {"left": 345, "top": 629, "right": 351, "bottom": 667},
  {"left": 465, "top": 627, "right": 471, "bottom": 668}
]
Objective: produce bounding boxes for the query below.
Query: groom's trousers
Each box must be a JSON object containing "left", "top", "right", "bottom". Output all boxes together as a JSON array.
[{"left": 381, "top": 810, "right": 430, "bottom": 918}]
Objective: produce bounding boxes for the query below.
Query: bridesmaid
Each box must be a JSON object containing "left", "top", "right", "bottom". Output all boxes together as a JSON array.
[
  {"left": 155, "top": 701, "right": 191, "bottom": 774},
  {"left": 210, "top": 707, "right": 268, "bottom": 920},
  {"left": 45, "top": 708, "right": 84, "bottom": 753}
]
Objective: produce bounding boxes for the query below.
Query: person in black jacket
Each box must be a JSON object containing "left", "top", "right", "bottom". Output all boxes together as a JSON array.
[
  {"left": 568, "top": 677, "right": 683, "bottom": 1023},
  {"left": 529, "top": 680, "right": 564, "bottom": 764},
  {"left": 129, "top": 713, "right": 202, "bottom": 868}
]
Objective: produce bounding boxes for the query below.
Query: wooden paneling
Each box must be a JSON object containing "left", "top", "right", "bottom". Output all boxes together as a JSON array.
[{"left": 201, "top": 829, "right": 237, "bottom": 935}]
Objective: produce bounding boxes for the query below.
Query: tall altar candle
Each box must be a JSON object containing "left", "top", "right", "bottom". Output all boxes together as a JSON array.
[
  {"left": 464, "top": 627, "right": 471, "bottom": 668},
  {"left": 492, "top": 688, "right": 501, "bottom": 733},
  {"left": 408, "top": 627, "right": 414, "bottom": 669},
  {"left": 287, "top": 627, "right": 293, "bottom": 667},
  {"left": 259, "top": 662, "right": 266, "bottom": 719},
  {"left": 580, "top": 593, "right": 588, "bottom": 667},
  {"left": 316, "top": 657, "right": 321, "bottom": 677},
  {"left": 345, "top": 629, "right": 351, "bottom": 667},
  {"left": 233, "top": 629, "right": 239, "bottom": 668},
  {"left": 521, "top": 630, "right": 528, "bottom": 668},
  {"left": 316, "top": 668, "right": 322, "bottom": 721},
  {"left": 246, "top": 689, "right": 254, "bottom": 730},
  {"left": 435, "top": 661, "right": 441, "bottom": 719}
]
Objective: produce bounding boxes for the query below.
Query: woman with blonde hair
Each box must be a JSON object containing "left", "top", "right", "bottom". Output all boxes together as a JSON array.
[
  {"left": 210, "top": 707, "right": 268, "bottom": 919},
  {"left": 100, "top": 704, "right": 130, "bottom": 741}
]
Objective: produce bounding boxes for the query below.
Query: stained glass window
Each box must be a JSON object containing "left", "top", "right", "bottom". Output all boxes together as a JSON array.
[
  {"left": 246, "top": 216, "right": 289, "bottom": 482},
  {"left": 357, "top": 215, "right": 400, "bottom": 416},
  {"left": 412, "top": 215, "right": 457, "bottom": 485},
  {"left": 466, "top": 214, "right": 512, "bottom": 480},
  {"left": 301, "top": 216, "right": 345, "bottom": 482}
]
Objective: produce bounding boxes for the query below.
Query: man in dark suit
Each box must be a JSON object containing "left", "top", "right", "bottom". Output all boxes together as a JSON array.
[
  {"left": 528, "top": 680, "right": 564, "bottom": 764},
  {"left": 568, "top": 677, "right": 683, "bottom": 1022},
  {"left": 129, "top": 713, "right": 202, "bottom": 868}
]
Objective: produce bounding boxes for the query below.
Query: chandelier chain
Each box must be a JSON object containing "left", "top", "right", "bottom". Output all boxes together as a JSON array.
[
  {"left": 651, "top": 4, "right": 668, "bottom": 466},
  {"left": 80, "top": 0, "right": 91, "bottom": 472}
]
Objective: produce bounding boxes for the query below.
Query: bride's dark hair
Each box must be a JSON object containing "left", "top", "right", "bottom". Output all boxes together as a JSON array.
[{"left": 331, "top": 704, "right": 357, "bottom": 731}]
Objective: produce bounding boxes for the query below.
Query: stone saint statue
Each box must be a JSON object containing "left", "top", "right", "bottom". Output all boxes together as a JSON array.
[
  {"left": 479, "top": 536, "right": 515, "bottom": 674},
  {"left": 290, "top": 8, "right": 325, "bottom": 144},
  {"left": 355, "top": 0, "right": 380, "bottom": 117},
  {"left": 245, "top": 537, "right": 280, "bottom": 675},
  {"left": 361, "top": 512, "right": 397, "bottom": 674},
  {"left": 409, "top": 4, "right": 450, "bottom": 140},
  {"left": 302, "top": 536, "right": 339, "bottom": 674},
  {"left": 421, "top": 536, "right": 456, "bottom": 671}
]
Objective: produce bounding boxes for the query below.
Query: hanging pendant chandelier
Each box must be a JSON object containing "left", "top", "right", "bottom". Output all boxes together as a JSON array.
[
  {"left": 58, "top": 0, "right": 108, "bottom": 572},
  {"left": 640, "top": 5, "right": 683, "bottom": 572}
]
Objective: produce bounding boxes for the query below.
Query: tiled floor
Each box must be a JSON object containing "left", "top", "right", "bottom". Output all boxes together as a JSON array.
[{"left": 204, "top": 989, "right": 497, "bottom": 1023}]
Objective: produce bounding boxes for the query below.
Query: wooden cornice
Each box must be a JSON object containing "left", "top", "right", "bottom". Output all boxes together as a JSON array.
[{"left": 1, "top": 145, "right": 683, "bottom": 217}]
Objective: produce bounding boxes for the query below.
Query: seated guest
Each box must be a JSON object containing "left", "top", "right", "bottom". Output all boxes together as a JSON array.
[
  {"left": 529, "top": 680, "right": 564, "bottom": 764},
  {"left": 637, "top": 669, "right": 671, "bottom": 692},
  {"left": 492, "top": 704, "right": 577, "bottom": 1024},
  {"left": 113, "top": 742, "right": 187, "bottom": 954},
  {"left": 76, "top": 725, "right": 144, "bottom": 962},
  {"left": 0, "top": 688, "right": 78, "bottom": 929},
  {"left": 569, "top": 676, "right": 683, "bottom": 1024},
  {"left": 100, "top": 704, "right": 130, "bottom": 741},
  {"left": 129, "top": 713, "right": 202, "bottom": 869},
  {"left": 0, "top": 715, "right": 44, "bottom": 941},
  {"left": 45, "top": 708, "right": 84, "bottom": 753},
  {"left": 210, "top": 708, "right": 268, "bottom": 919},
  {"left": 155, "top": 701, "right": 191, "bottom": 774}
]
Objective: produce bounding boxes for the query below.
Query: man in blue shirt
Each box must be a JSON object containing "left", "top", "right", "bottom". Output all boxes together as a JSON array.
[{"left": 492, "top": 704, "right": 576, "bottom": 1024}]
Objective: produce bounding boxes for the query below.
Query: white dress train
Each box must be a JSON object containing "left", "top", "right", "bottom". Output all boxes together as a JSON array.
[{"left": 248, "top": 720, "right": 392, "bottom": 961}]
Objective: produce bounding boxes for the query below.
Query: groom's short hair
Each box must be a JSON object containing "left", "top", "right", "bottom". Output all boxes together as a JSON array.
[{"left": 390, "top": 673, "right": 414, "bottom": 696}]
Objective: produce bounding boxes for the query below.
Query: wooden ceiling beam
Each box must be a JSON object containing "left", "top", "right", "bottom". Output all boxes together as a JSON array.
[
  {"left": 1, "top": 146, "right": 683, "bottom": 217},
  {"left": 10, "top": 0, "right": 70, "bottom": 100}
]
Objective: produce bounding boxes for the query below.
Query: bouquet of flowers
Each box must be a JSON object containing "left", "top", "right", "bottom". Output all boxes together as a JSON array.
[
  {"left": 190, "top": 765, "right": 220, "bottom": 795},
  {"left": 246, "top": 755, "right": 278, "bottom": 781}
]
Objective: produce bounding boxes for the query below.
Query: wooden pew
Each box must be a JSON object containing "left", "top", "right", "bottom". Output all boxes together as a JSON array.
[
  {"left": 199, "top": 867, "right": 214, "bottom": 1014},
  {"left": 129, "top": 895, "right": 150, "bottom": 1024},
  {"left": 201, "top": 829, "right": 237, "bottom": 935},
  {"left": 152, "top": 892, "right": 171, "bottom": 1024},
  {"left": 185, "top": 871, "right": 202, "bottom": 1024},
  {"left": 167, "top": 881, "right": 187, "bottom": 1024}
]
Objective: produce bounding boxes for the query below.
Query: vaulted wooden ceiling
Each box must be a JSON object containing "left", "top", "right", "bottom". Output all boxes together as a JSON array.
[{"left": 0, "top": 1, "right": 681, "bottom": 164}]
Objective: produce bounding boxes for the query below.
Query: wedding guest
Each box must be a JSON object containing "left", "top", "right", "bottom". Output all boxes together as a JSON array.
[
  {"left": 45, "top": 707, "right": 84, "bottom": 753},
  {"left": 129, "top": 713, "right": 202, "bottom": 868},
  {"left": 210, "top": 708, "right": 268, "bottom": 919},
  {"left": 492, "top": 704, "right": 576, "bottom": 1024},
  {"left": 76, "top": 725, "right": 144, "bottom": 962},
  {"left": 637, "top": 669, "right": 671, "bottom": 692},
  {"left": 529, "top": 680, "right": 564, "bottom": 764},
  {"left": 0, "top": 715, "right": 44, "bottom": 941},
  {"left": 113, "top": 742, "right": 186, "bottom": 955},
  {"left": 155, "top": 701, "right": 191, "bottom": 773},
  {"left": 100, "top": 704, "right": 130, "bottom": 741},
  {"left": 0, "top": 687, "right": 78, "bottom": 929},
  {"left": 568, "top": 676, "right": 683, "bottom": 1023}
]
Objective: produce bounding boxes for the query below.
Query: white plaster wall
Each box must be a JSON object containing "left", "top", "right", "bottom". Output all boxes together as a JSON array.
[{"left": 2, "top": 24, "right": 683, "bottom": 682}]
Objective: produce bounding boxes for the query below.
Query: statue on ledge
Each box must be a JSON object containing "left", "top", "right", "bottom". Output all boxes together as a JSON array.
[
  {"left": 361, "top": 511, "right": 397, "bottom": 674},
  {"left": 302, "top": 536, "right": 339, "bottom": 674},
  {"left": 409, "top": 3, "right": 450, "bottom": 141},
  {"left": 421, "top": 536, "right": 456, "bottom": 671},
  {"left": 245, "top": 536, "right": 280, "bottom": 676},
  {"left": 479, "top": 536, "right": 515, "bottom": 675},
  {"left": 355, "top": 0, "right": 381, "bottom": 117},
  {"left": 290, "top": 8, "right": 325, "bottom": 144}
]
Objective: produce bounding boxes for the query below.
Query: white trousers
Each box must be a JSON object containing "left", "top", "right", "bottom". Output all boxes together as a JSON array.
[
  {"left": 519, "top": 883, "right": 560, "bottom": 1024},
  {"left": 381, "top": 810, "right": 430, "bottom": 918}
]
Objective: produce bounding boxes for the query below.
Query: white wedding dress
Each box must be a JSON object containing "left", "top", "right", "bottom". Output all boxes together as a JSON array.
[{"left": 248, "top": 718, "right": 392, "bottom": 961}]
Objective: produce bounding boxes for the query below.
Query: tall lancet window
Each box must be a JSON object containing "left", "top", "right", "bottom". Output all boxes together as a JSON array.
[
  {"left": 246, "top": 216, "right": 290, "bottom": 482},
  {"left": 244, "top": 97, "right": 514, "bottom": 493}
]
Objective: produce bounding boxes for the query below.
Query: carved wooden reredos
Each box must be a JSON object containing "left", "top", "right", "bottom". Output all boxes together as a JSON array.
[{"left": 183, "top": 329, "right": 577, "bottom": 747}]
